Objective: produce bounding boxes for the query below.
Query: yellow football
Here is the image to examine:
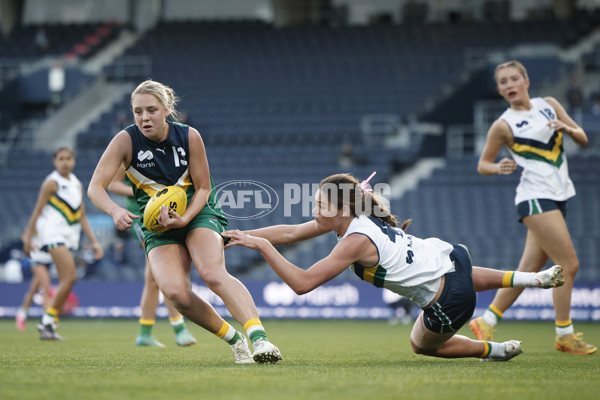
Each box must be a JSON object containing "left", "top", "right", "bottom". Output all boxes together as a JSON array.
[{"left": 143, "top": 186, "right": 187, "bottom": 233}]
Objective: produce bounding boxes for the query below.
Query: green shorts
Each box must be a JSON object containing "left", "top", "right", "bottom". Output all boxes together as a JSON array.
[
  {"left": 143, "top": 209, "right": 228, "bottom": 254},
  {"left": 126, "top": 195, "right": 145, "bottom": 244},
  {"left": 129, "top": 219, "right": 145, "bottom": 245}
]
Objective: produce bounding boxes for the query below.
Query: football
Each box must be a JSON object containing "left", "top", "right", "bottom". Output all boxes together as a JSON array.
[{"left": 143, "top": 186, "right": 187, "bottom": 233}]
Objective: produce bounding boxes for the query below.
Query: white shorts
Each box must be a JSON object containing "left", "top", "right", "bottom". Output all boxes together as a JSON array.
[
  {"left": 29, "top": 234, "right": 53, "bottom": 265},
  {"left": 30, "top": 248, "right": 53, "bottom": 265}
]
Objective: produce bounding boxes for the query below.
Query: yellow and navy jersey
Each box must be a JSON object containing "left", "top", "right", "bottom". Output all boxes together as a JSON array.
[
  {"left": 338, "top": 216, "right": 454, "bottom": 308},
  {"left": 43, "top": 170, "right": 82, "bottom": 225},
  {"left": 500, "top": 97, "right": 575, "bottom": 204},
  {"left": 124, "top": 121, "right": 223, "bottom": 221}
]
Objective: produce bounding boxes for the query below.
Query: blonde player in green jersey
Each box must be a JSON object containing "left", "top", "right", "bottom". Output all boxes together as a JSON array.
[{"left": 89, "top": 79, "right": 281, "bottom": 363}]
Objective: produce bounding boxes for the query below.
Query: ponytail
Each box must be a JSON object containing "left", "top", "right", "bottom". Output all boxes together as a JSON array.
[{"left": 366, "top": 190, "right": 398, "bottom": 227}]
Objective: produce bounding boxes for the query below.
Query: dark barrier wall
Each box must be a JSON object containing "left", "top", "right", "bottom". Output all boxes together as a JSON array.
[{"left": 1, "top": 280, "right": 599, "bottom": 321}]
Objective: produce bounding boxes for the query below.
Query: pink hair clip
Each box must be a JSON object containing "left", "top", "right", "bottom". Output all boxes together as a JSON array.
[{"left": 360, "top": 171, "right": 377, "bottom": 193}]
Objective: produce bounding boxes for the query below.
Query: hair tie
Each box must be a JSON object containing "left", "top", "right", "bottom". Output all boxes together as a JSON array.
[{"left": 360, "top": 171, "right": 377, "bottom": 193}]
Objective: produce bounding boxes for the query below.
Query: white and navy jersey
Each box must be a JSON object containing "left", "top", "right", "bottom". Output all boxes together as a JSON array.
[
  {"left": 124, "top": 121, "right": 222, "bottom": 217},
  {"left": 35, "top": 170, "right": 83, "bottom": 250},
  {"left": 500, "top": 97, "right": 575, "bottom": 205},
  {"left": 339, "top": 216, "right": 455, "bottom": 308}
]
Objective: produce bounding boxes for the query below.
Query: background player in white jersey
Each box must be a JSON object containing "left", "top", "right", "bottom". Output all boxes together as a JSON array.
[
  {"left": 88, "top": 79, "right": 281, "bottom": 363},
  {"left": 108, "top": 167, "right": 197, "bottom": 347},
  {"left": 21, "top": 147, "right": 104, "bottom": 340},
  {"left": 223, "top": 173, "right": 565, "bottom": 361},
  {"left": 469, "top": 60, "right": 595, "bottom": 355}
]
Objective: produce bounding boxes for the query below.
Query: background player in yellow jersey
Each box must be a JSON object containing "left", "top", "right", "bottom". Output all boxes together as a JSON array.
[
  {"left": 22, "top": 147, "right": 104, "bottom": 340},
  {"left": 88, "top": 79, "right": 281, "bottom": 363},
  {"left": 108, "top": 167, "right": 196, "bottom": 347},
  {"left": 469, "top": 60, "right": 595, "bottom": 355}
]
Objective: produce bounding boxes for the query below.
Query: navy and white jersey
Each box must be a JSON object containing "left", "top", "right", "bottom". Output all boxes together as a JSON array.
[
  {"left": 500, "top": 97, "right": 575, "bottom": 205},
  {"left": 339, "top": 215, "right": 455, "bottom": 307},
  {"left": 124, "top": 121, "right": 222, "bottom": 217}
]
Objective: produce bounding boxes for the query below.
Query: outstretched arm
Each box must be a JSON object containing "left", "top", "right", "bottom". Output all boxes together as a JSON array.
[
  {"left": 225, "top": 220, "right": 331, "bottom": 247},
  {"left": 224, "top": 229, "right": 366, "bottom": 294}
]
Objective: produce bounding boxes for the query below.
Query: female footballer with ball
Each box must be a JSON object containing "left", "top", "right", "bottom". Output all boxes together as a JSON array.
[
  {"left": 223, "top": 172, "right": 565, "bottom": 361},
  {"left": 88, "top": 79, "right": 281, "bottom": 364},
  {"left": 22, "top": 147, "right": 104, "bottom": 340},
  {"left": 468, "top": 61, "right": 595, "bottom": 355},
  {"left": 108, "top": 167, "right": 197, "bottom": 348}
]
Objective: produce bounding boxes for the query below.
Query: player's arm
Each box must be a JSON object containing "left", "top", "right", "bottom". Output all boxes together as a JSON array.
[
  {"left": 78, "top": 186, "right": 104, "bottom": 260},
  {"left": 158, "top": 128, "right": 210, "bottom": 229},
  {"left": 247, "top": 220, "right": 331, "bottom": 245},
  {"left": 545, "top": 96, "right": 588, "bottom": 147},
  {"left": 88, "top": 131, "right": 137, "bottom": 231},
  {"left": 224, "top": 220, "right": 331, "bottom": 247},
  {"left": 225, "top": 230, "right": 367, "bottom": 294},
  {"left": 22, "top": 179, "right": 57, "bottom": 255},
  {"left": 477, "top": 119, "right": 517, "bottom": 175},
  {"left": 107, "top": 167, "right": 133, "bottom": 197}
]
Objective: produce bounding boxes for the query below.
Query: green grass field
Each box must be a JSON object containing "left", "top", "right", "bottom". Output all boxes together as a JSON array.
[{"left": 1, "top": 319, "right": 598, "bottom": 400}]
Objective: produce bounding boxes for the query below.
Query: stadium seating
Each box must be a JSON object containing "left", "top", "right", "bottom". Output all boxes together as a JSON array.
[
  {"left": 0, "top": 22, "right": 122, "bottom": 61},
  {"left": 2, "top": 13, "right": 599, "bottom": 282},
  {"left": 582, "top": 43, "right": 600, "bottom": 73}
]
